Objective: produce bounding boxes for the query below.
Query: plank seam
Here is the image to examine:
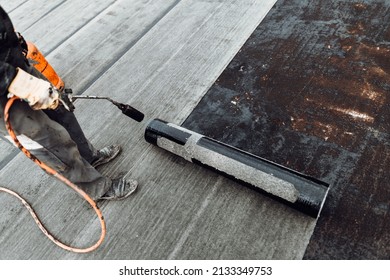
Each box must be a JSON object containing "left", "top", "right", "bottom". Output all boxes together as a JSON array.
[
  {"left": 22, "top": 0, "right": 68, "bottom": 34},
  {"left": 75, "top": 0, "right": 182, "bottom": 95},
  {"left": 45, "top": 0, "right": 120, "bottom": 55},
  {"left": 6, "top": 0, "right": 29, "bottom": 14}
]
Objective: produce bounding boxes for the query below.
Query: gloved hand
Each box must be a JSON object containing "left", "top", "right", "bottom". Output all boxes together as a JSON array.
[{"left": 8, "top": 68, "right": 59, "bottom": 110}]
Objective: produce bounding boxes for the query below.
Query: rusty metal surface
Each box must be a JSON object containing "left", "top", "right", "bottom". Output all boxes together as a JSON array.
[{"left": 183, "top": 0, "right": 390, "bottom": 259}]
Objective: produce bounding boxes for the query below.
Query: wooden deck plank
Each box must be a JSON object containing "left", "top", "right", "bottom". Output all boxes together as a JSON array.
[
  {"left": 8, "top": 0, "right": 118, "bottom": 54},
  {"left": 45, "top": 0, "right": 181, "bottom": 94},
  {"left": 4, "top": 0, "right": 66, "bottom": 32},
  {"left": 0, "top": 140, "right": 17, "bottom": 171},
  {"left": 0, "top": 0, "right": 28, "bottom": 13}
]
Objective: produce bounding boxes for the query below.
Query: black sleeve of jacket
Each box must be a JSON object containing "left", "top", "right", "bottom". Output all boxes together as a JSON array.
[
  {"left": 0, "top": 61, "right": 17, "bottom": 96},
  {"left": 0, "top": 5, "right": 19, "bottom": 48},
  {"left": 0, "top": 5, "right": 21, "bottom": 97}
]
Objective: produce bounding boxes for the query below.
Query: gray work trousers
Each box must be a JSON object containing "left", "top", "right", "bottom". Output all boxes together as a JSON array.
[{"left": 0, "top": 80, "right": 111, "bottom": 200}]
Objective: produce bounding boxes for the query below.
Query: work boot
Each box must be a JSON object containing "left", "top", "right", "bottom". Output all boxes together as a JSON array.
[
  {"left": 99, "top": 177, "right": 138, "bottom": 201},
  {"left": 91, "top": 145, "right": 121, "bottom": 168}
]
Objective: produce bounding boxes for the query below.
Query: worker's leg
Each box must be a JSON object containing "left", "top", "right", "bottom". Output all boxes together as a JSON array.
[
  {"left": 0, "top": 96, "right": 111, "bottom": 200},
  {"left": 19, "top": 63, "right": 99, "bottom": 164},
  {"left": 43, "top": 105, "right": 98, "bottom": 163},
  {"left": 0, "top": 7, "right": 135, "bottom": 199},
  {"left": 1, "top": 21, "right": 99, "bottom": 164}
]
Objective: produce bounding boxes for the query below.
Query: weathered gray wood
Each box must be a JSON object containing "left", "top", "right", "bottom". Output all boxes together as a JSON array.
[
  {"left": 16, "top": 0, "right": 119, "bottom": 54},
  {"left": 0, "top": 0, "right": 318, "bottom": 260},
  {"left": 0, "top": 0, "right": 28, "bottom": 13},
  {"left": 45, "top": 0, "right": 181, "bottom": 94},
  {"left": 3, "top": 0, "right": 66, "bottom": 32},
  {"left": 0, "top": 140, "right": 17, "bottom": 171}
]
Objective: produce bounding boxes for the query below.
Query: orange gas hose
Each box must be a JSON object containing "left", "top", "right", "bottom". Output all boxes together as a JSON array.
[{"left": 0, "top": 96, "right": 106, "bottom": 253}]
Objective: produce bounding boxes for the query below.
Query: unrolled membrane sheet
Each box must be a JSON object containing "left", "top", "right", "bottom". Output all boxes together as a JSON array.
[{"left": 0, "top": 0, "right": 320, "bottom": 260}]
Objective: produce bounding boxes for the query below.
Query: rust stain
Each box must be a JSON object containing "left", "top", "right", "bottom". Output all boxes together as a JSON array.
[{"left": 184, "top": 0, "right": 390, "bottom": 260}]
